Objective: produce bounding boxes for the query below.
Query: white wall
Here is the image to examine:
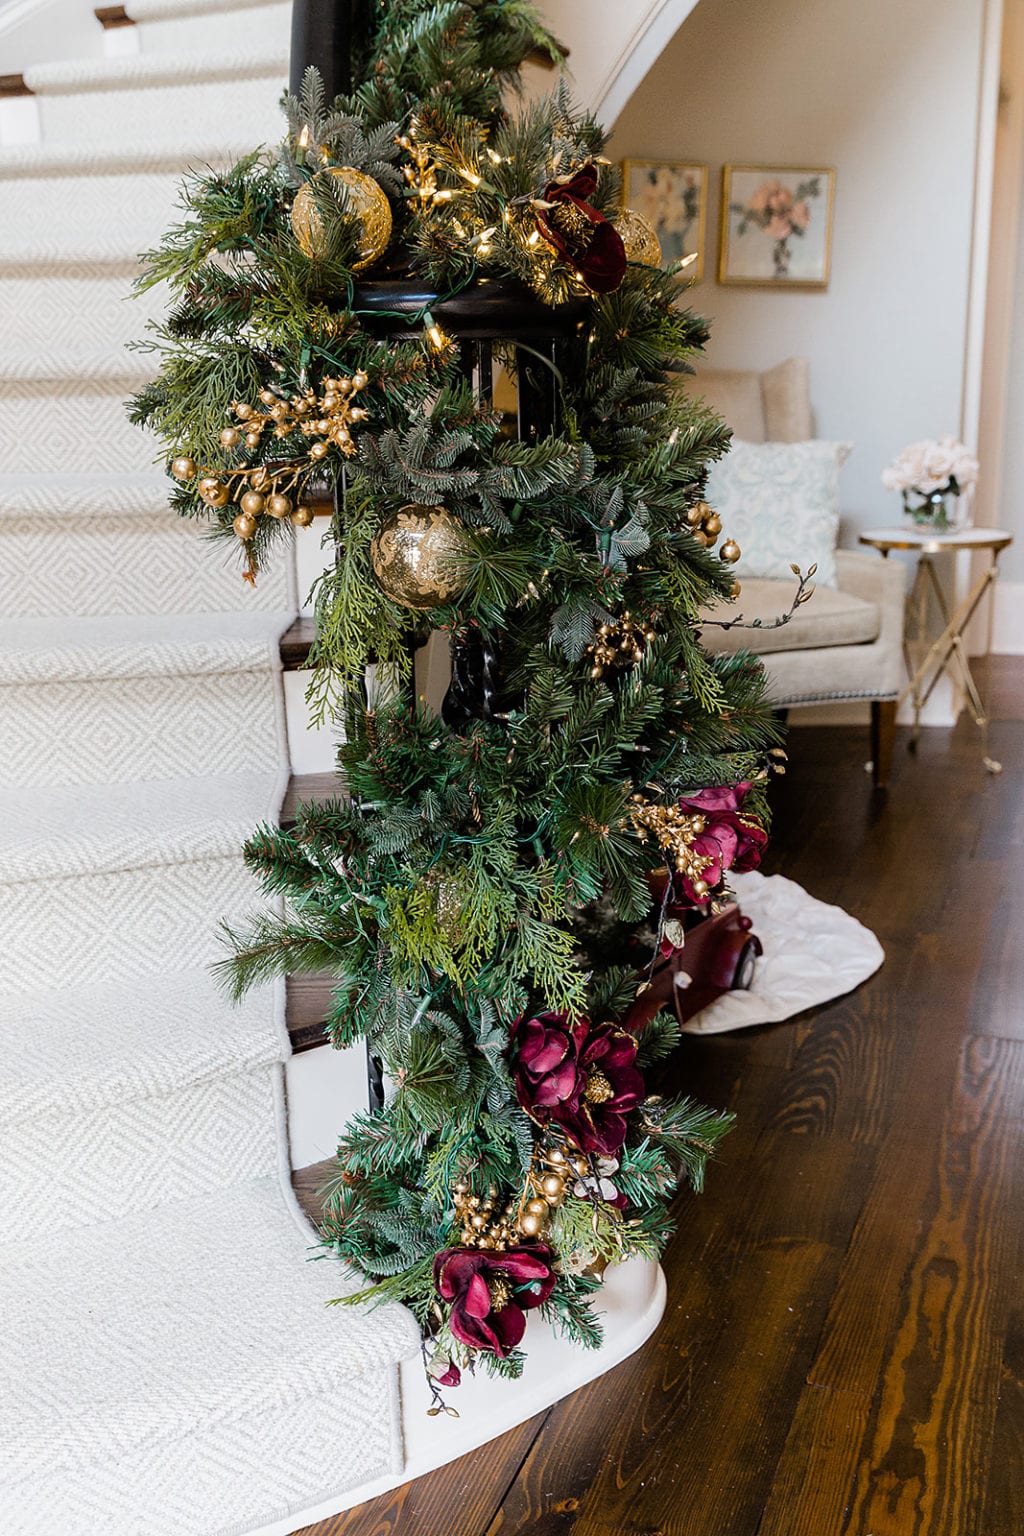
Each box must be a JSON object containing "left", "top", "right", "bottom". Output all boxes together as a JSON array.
[{"left": 608, "top": 0, "right": 991, "bottom": 551}]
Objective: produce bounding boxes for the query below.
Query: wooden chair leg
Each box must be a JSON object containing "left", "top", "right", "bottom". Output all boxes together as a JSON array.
[{"left": 870, "top": 699, "right": 897, "bottom": 789}]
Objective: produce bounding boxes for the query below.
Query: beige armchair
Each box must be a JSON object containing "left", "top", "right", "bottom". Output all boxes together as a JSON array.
[{"left": 692, "top": 360, "right": 905, "bottom": 788}]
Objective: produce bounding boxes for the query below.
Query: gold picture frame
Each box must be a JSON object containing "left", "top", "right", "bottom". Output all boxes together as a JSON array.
[
  {"left": 619, "top": 158, "right": 708, "bottom": 280},
  {"left": 718, "top": 164, "right": 835, "bottom": 289}
]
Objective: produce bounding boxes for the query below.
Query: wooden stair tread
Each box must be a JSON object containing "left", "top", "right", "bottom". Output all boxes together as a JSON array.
[
  {"left": 280, "top": 617, "right": 315, "bottom": 671},
  {"left": 94, "top": 5, "right": 135, "bottom": 25}
]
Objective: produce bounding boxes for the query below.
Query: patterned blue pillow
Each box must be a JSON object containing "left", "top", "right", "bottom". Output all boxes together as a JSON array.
[{"left": 705, "top": 439, "right": 853, "bottom": 588}]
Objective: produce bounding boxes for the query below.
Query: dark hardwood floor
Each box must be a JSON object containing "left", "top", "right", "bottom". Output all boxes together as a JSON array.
[{"left": 293, "top": 657, "right": 1024, "bottom": 1536}]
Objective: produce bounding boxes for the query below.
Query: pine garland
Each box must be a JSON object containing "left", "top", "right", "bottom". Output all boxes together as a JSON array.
[{"left": 129, "top": 0, "right": 795, "bottom": 1397}]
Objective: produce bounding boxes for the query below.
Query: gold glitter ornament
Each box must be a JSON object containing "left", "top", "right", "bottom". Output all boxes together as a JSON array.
[
  {"left": 370, "top": 504, "right": 469, "bottom": 610},
  {"left": 614, "top": 207, "right": 662, "bottom": 267},
  {"left": 290, "top": 166, "right": 392, "bottom": 269}
]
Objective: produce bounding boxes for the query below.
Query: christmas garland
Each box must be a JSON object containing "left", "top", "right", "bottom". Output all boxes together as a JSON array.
[{"left": 129, "top": 0, "right": 788, "bottom": 1399}]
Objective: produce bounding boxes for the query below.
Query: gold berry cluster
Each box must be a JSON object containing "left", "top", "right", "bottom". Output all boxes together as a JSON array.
[
  {"left": 226, "top": 372, "right": 369, "bottom": 458},
  {"left": 586, "top": 611, "right": 658, "bottom": 680},
  {"left": 629, "top": 794, "right": 716, "bottom": 898},
  {"left": 452, "top": 1145, "right": 582, "bottom": 1250},
  {"left": 686, "top": 501, "right": 742, "bottom": 599},
  {"left": 169, "top": 373, "right": 370, "bottom": 550}
]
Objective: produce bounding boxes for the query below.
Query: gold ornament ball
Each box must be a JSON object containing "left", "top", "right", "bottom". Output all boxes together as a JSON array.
[
  {"left": 291, "top": 504, "right": 315, "bottom": 528},
  {"left": 267, "top": 493, "right": 292, "bottom": 519},
  {"left": 704, "top": 512, "right": 722, "bottom": 536},
  {"left": 519, "top": 1212, "right": 543, "bottom": 1238},
  {"left": 615, "top": 207, "right": 662, "bottom": 267},
  {"left": 220, "top": 427, "right": 241, "bottom": 449},
  {"left": 540, "top": 1173, "right": 565, "bottom": 1201},
  {"left": 171, "top": 455, "right": 196, "bottom": 481},
  {"left": 240, "top": 490, "right": 265, "bottom": 516},
  {"left": 290, "top": 166, "right": 392, "bottom": 270},
  {"left": 720, "top": 538, "right": 742, "bottom": 564},
  {"left": 370, "top": 504, "right": 469, "bottom": 610},
  {"left": 730, "top": 579, "right": 742, "bottom": 601},
  {"left": 309, "top": 441, "right": 329, "bottom": 460},
  {"left": 233, "top": 511, "right": 257, "bottom": 540},
  {"left": 525, "top": 1197, "right": 549, "bottom": 1219}
]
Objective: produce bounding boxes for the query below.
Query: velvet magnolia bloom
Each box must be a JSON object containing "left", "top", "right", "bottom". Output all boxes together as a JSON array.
[
  {"left": 433, "top": 1244, "right": 556, "bottom": 1357},
  {"left": 509, "top": 1010, "right": 645, "bottom": 1156},
  {"left": 675, "top": 782, "right": 768, "bottom": 905},
  {"left": 535, "top": 164, "right": 627, "bottom": 294}
]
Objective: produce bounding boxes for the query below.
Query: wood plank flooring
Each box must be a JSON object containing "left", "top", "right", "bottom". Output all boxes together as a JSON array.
[{"left": 292, "top": 658, "right": 1024, "bottom": 1536}]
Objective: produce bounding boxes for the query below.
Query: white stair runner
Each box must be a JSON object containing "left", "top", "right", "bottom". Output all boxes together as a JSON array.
[{"left": 0, "top": 16, "right": 420, "bottom": 1536}]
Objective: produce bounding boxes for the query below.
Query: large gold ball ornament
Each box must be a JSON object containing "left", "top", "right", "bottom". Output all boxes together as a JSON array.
[
  {"left": 519, "top": 1212, "right": 543, "bottom": 1238},
  {"left": 720, "top": 538, "right": 742, "bottom": 564},
  {"left": 615, "top": 208, "right": 662, "bottom": 267},
  {"left": 171, "top": 455, "right": 196, "bottom": 481},
  {"left": 370, "top": 504, "right": 469, "bottom": 610},
  {"left": 290, "top": 166, "right": 392, "bottom": 270}
]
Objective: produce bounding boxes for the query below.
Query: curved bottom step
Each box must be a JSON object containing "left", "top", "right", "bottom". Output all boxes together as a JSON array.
[{"left": 248, "top": 1256, "right": 666, "bottom": 1536}]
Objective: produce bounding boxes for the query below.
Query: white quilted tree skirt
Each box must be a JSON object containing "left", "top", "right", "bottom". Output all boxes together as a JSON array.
[{"left": 684, "top": 871, "right": 884, "bottom": 1035}]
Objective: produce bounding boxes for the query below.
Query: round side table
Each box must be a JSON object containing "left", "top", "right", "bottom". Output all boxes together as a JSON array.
[{"left": 858, "top": 525, "right": 1013, "bottom": 774}]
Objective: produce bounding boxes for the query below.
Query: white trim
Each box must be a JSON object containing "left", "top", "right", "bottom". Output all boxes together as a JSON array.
[
  {"left": 592, "top": 0, "right": 701, "bottom": 127},
  {"left": 961, "top": 0, "right": 1006, "bottom": 460},
  {"left": 990, "top": 579, "right": 1024, "bottom": 652}
]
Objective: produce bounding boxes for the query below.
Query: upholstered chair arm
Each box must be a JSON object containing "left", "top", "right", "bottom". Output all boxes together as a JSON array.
[{"left": 834, "top": 549, "right": 906, "bottom": 644}]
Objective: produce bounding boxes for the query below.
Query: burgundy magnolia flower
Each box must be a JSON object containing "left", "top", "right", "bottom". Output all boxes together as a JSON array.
[
  {"left": 432, "top": 1361, "right": 462, "bottom": 1388},
  {"left": 535, "top": 164, "right": 627, "bottom": 294},
  {"left": 434, "top": 1244, "right": 556, "bottom": 1357},
  {"left": 675, "top": 782, "right": 768, "bottom": 905},
  {"left": 510, "top": 1010, "right": 645, "bottom": 1156}
]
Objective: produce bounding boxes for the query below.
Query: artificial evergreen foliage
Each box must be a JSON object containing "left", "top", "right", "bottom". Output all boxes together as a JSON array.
[{"left": 131, "top": 0, "right": 794, "bottom": 1390}]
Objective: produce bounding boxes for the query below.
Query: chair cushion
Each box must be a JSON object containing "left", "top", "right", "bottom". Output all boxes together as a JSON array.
[
  {"left": 704, "top": 439, "right": 852, "bottom": 588},
  {"left": 701, "top": 578, "right": 881, "bottom": 656}
]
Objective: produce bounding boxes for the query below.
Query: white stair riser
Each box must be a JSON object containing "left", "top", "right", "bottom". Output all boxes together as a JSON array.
[
  {"left": 0, "top": 175, "right": 195, "bottom": 264},
  {"left": 0, "top": 514, "right": 291, "bottom": 616},
  {"left": 0, "top": 276, "right": 165, "bottom": 383},
  {"left": 0, "top": 388, "right": 157, "bottom": 472},
  {"left": 1, "top": 855, "right": 259, "bottom": 992},
  {"left": 37, "top": 76, "right": 285, "bottom": 150},
  {"left": 2, "top": 669, "right": 282, "bottom": 786},
  {"left": 1, "top": 1067, "right": 278, "bottom": 1243},
  {"left": 137, "top": 4, "right": 290, "bottom": 56}
]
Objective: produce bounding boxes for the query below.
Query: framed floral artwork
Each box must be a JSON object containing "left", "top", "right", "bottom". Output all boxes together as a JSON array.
[
  {"left": 619, "top": 159, "right": 707, "bottom": 279},
  {"left": 719, "top": 165, "right": 835, "bottom": 288}
]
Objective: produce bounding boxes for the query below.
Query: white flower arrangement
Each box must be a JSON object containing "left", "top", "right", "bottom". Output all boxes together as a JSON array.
[{"left": 881, "top": 436, "right": 979, "bottom": 498}]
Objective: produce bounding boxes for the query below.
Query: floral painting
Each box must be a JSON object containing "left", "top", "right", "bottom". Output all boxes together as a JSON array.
[
  {"left": 719, "top": 165, "right": 835, "bottom": 288},
  {"left": 620, "top": 159, "right": 707, "bottom": 278}
]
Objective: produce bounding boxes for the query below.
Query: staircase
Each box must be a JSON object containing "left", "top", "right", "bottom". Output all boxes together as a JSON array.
[
  {"left": 0, "top": 6, "right": 671, "bottom": 1530},
  {"left": 0, "top": 7, "right": 421, "bottom": 1533}
]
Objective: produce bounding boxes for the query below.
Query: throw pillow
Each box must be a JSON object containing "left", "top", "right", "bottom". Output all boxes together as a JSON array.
[{"left": 703, "top": 439, "right": 853, "bottom": 588}]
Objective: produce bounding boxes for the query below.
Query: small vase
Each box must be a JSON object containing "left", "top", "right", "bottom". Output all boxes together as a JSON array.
[{"left": 902, "top": 487, "right": 955, "bottom": 531}]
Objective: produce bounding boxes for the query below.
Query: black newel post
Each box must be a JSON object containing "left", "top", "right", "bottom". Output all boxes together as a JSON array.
[{"left": 289, "top": 0, "right": 376, "bottom": 99}]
